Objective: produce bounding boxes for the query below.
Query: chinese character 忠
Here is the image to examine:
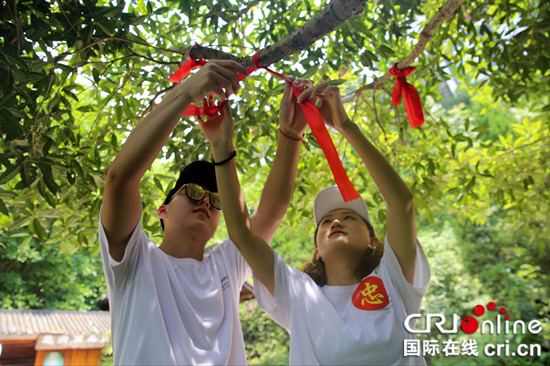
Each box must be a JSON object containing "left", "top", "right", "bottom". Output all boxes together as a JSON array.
[{"left": 360, "top": 282, "right": 384, "bottom": 305}]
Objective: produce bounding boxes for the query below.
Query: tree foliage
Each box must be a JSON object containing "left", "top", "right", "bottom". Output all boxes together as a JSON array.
[
  {"left": 1, "top": 0, "right": 549, "bottom": 363},
  {"left": 0, "top": 229, "right": 106, "bottom": 310},
  {"left": 1, "top": 0, "right": 549, "bottom": 251}
]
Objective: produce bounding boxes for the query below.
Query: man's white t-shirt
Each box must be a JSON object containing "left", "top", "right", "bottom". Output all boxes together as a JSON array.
[
  {"left": 253, "top": 235, "right": 430, "bottom": 365},
  {"left": 98, "top": 207, "right": 252, "bottom": 365}
]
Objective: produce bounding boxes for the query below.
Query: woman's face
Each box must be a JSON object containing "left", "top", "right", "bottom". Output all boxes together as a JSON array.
[{"left": 315, "top": 208, "right": 371, "bottom": 260}]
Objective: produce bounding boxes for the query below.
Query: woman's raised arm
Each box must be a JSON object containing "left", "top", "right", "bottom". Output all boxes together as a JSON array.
[
  {"left": 298, "top": 83, "right": 418, "bottom": 284},
  {"left": 198, "top": 100, "right": 276, "bottom": 295}
]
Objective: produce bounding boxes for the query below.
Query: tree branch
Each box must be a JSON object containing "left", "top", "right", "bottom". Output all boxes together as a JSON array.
[
  {"left": 184, "top": 0, "right": 369, "bottom": 67},
  {"left": 497, "top": 136, "right": 550, "bottom": 158},
  {"left": 121, "top": 43, "right": 179, "bottom": 65},
  {"left": 14, "top": 0, "right": 21, "bottom": 56},
  {"left": 361, "top": 91, "right": 396, "bottom": 161},
  {"left": 235, "top": 0, "right": 269, "bottom": 22},
  {"left": 354, "top": 0, "right": 465, "bottom": 93}
]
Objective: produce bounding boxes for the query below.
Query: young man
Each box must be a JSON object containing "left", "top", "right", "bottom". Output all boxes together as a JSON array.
[{"left": 98, "top": 60, "right": 311, "bottom": 365}]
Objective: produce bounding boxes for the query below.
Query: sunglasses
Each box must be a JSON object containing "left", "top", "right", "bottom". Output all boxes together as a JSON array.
[{"left": 170, "top": 183, "right": 222, "bottom": 210}]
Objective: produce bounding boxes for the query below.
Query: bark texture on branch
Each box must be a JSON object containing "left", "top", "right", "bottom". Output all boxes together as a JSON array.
[
  {"left": 181, "top": 0, "right": 464, "bottom": 95},
  {"left": 356, "top": 0, "right": 465, "bottom": 92},
  {"left": 185, "top": 0, "right": 369, "bottom": 68}
]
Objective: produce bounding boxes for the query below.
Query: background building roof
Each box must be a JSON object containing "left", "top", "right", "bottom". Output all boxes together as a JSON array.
[{"left": 0, "top": 309, "right": 110, "bottom": 348}]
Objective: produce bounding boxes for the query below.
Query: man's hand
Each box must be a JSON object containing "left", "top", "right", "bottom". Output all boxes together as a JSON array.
[
  {"left": 197, "top": 95, "right": 234, "bottom": 148},
  {"left": 297, "top": 82, "right": 354, "bottom": 133},
  {"left": 279, "top": 75, "right": 314, "bottom": 139},
  {"left": 181, "top": 60, "right": 249, "bottom": 103}
]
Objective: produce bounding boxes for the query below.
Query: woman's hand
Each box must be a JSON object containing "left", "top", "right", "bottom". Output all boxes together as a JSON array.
[
  {"left": 197, "top": 95, "right": 234, "bottom": 148},
  {"left": 279, "top": 76, "right": 314, "bottom": 139},
  {"left": 181, "top": 60, "right": 249, "bottom": 103},
  {"left": 297, "top": 82, "right": 354, "bottom": 133}
]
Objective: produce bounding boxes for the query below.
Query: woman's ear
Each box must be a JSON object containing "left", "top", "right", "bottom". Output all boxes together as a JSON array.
[
  {"left": 314, "top": 248, "right": 321, "bottom": 260},
  {"left": 369, "top": 237, "right": 381, "bottom": 250}
]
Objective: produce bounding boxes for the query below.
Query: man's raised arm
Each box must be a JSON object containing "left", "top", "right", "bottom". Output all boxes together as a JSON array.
[{"left": 101, "top": 61, "right": 249, "bottom": 261}]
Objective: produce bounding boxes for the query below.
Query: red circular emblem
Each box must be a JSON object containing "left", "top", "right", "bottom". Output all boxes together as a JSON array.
[{"left": 351, "top": 276, "right": 390, "bottom": 311}]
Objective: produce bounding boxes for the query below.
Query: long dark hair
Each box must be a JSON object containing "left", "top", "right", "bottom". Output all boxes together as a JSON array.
[{"left": 301, "top": 217, "right": 384, "bottom": 287}]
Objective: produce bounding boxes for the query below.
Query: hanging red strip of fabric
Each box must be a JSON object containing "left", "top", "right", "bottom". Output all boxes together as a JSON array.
[
  {"left": 168, "top": 49, "right": 360, "bottom": 202},
  {"left": 389, "top": 63, "right": 425, "bottom": 128}
]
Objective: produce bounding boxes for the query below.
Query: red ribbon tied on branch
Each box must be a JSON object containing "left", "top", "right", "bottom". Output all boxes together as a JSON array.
[
  {"left": 168, "top": 59, "right": 208, "bottom": 83},
  {"left": 167, "top": 49, "right": 360, "bottom": 202},
  {"left": 389, "top": 63, "right": 425, "bottom": 128}
]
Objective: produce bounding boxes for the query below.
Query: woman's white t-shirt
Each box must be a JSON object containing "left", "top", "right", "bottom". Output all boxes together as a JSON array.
[
  {"left": 253, "top": 235, "right": 430, "bottom": 365},
  {"left": 98, "top": 207, "right": 252, "bottom": 365}
]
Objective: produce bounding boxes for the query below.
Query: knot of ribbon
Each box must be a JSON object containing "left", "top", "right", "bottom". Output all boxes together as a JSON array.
[
  {"left": 167, "top": 48, "right": 360, "bottom": 202},
  {"left": 389, "top": 63, "right": 425, "bottom": 128}
]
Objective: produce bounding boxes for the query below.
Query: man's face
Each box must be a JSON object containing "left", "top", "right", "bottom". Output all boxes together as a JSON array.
[{"left": 161, "top": 186, "right": 221, "bottom": 239}]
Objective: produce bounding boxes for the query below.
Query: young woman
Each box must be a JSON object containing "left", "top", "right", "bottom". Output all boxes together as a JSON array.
[{"left": 200, "top": 80, "right": 430, "bottom": 365}]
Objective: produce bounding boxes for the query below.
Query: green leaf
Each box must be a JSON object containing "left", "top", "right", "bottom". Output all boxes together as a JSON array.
[
  {"left": 43, "top": 189, "right": 57, "bottom": 208},
  {"left": 67, "top": 171, "right": 76, "bottom": 185},
  {"left": 0, "top": 164, "right": 22, "bottom": 184},
  {"left": 155, "top": 6, "right": 170, "bottom": 14},
  {"left": 0, "top": 198, "right": 8, "bottom": 215},
  {"left": 38, "top": 163, "right": 60, "bottom": 195},
  {"left": 465, "top": 176, "right": 476, "bottom": 191},
  {"left": 8, "top": 216, "right": 32, "bottom": 231},
  {"left": 0, "top": 93, "right": 16, "bottom": 108},
  {"left": 478, "top": 171, "right": 494, "bottom": 178},
  {"left": 89, "top": 198, "right": 101, "bottom": 219},
  {"left": 93, "top": 68, "right": 100, "bottom": 83},
  {"left": 19, "top": 236, "right": 33, "bottom": 251},
  {"left": 71, "top": 161, "right": 85, "bottom": 178},
  {"left": 0, "top": 109, "right": 23, "bottom": 139},
  {"left": 327, "top": 79, "right": 346, "bottom": 86},
  {"left": 10, "top": 233, "right": 30, "bottom": 238},
  {"left": 32, "top": 218, "right": 48, "bottom": 240},
  {"left": 92, "top": 174, "right": 104, "bottom": 189},
  {"left": 154, "top": 177, "right": 164, "bottom": 191}
]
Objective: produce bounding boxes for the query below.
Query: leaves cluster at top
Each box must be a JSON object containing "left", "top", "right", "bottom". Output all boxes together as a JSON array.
[{"left": 0, "top": 0, "right": 548, "bottom": 261}]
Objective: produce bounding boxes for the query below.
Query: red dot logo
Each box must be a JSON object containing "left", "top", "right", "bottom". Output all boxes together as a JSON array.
[
  {"left": 488, "top": 302, "right": 496, "bottom": 311},
  {"left": 461, "top": 317, "right": 479, "bottom": 334},
  {"left": 505, "top": 315, "right": 510, "bottom": 320},
  {"left": 473, "top": 305, "right": 485, "bottom": 316}
]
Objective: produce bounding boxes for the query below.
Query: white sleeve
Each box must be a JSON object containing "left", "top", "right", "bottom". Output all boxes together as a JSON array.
[
  {"left": 213, "top": 238, "right": 252, "bottom": 287},
  {"left": 98, "top": 205, "right": 149, "bottom": 292},
  {"left": 380, "top": 234, "right": 430, "bottom": 315},
  {"left": 253, "top": 249, "right": 296, "bottom": 331}
]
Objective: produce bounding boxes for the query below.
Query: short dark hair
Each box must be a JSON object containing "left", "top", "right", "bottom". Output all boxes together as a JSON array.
[{"left": 160, "top": 161, "right": 217, "bottom": 231}]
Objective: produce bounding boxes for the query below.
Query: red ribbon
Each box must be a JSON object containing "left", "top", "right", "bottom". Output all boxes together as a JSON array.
[
  {"left": 167, "top": 50, "right": 359, "bottom": 202},
  {"left": 183, "top": 101, "right": 227, "bottom": 116},
  {"left": 168, "top": 59, "right": 208, "bottom": 83},
  {"left": 389, "top": 63, "right": 425, "bottom": 128}
]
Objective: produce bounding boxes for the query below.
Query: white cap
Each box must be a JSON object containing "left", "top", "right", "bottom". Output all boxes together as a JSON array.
[{"left": 313, "top": 186, "right": 375, "bottom": 236}]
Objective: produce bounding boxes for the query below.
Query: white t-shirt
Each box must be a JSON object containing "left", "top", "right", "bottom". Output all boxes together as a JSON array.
[
  {"left": 98, "top": 206, "right": 252, "bottom": 365},
  {"left": 253, "top": 235, "right": 430, "bottom": 365}
]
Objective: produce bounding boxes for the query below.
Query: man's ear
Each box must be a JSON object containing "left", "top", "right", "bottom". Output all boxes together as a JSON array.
[{"left": 157, "top": 205, "right": 168, "bottom": 220}]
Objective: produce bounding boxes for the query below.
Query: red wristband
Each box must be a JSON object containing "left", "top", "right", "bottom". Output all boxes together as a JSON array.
[{"left": 279, "top": 127, "right": 304, "bottom": 142}]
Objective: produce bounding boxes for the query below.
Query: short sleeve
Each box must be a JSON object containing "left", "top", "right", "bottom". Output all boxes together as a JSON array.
[
  {"left": 380, "top": 234, "right": 430, "bottom": 315},
  {"left": 212, "top": 238, "right": 252, "bottom": 287},
  {"left": 98, "top": 205, "right": 150, "bottom": 292},
  {"left": 253, "top": 249, "right": 296, "bottom": 331}
]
